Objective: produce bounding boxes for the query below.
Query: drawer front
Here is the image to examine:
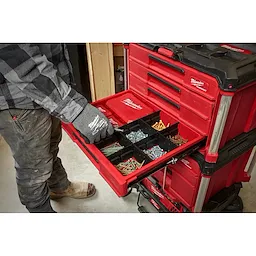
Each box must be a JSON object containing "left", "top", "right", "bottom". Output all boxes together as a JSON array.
[
  {"left": 129, "top": 43, "right": 220, "bottom": 101},
  {"left": 129, "top": 59, "right": 215, "bottom": 121},
  {"left": 146, "top": 87, "right": 211, "bottom": 135},
  {"left": 170, "top": 157, "right": 200, "bottom": 187},
  {"left": 147, "top": 86, "right": 180, "bottom": 118},
  {"left": 129, "top": 59, "right": 181, "bottom": 101},
  {"left": 152, "top": 167, "right": 199, "bottom": 209}
]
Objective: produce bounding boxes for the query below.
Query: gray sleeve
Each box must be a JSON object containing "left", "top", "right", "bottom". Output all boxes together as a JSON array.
[{"left": 0, "top": 44, "right": 87, "bottom": 123}]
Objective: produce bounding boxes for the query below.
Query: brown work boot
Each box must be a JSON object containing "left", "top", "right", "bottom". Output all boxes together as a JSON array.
[{"left": 50, "top": 182, "right": 96, "bottom": 200}]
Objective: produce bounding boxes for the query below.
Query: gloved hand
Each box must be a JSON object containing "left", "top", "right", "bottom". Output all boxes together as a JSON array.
[{"left": 72, "top": 103, "right": 114, "bottom": 144}]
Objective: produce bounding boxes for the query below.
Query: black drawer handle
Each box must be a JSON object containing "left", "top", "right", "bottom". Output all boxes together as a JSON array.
[
  {"left": 148, "top": 88, "right": 180, "bottom": 110},
  {"left": 149, "top": 54, "right": 185, "bottom": 74},
  {"left": 148, "top": 72, "right": 181, "bottom": 93}
]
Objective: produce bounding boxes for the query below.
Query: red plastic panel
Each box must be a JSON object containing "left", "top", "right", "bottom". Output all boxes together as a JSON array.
[
  {"left": 129, "top": 74, "right": 211, "bottom": 135},
  {"left": 105, "top": 92, "right": 154, "bottom": 123},
  {"left": 129, "top": 59, "right": 215, "bottom": 120},
  {"left": 245, "top": 97, "right": 256, "bottom": 132},
  {"left": 151, "top": 157, "right": 201, "bottom": 209},
  {"left": 129, "top": 43, "right": 220, "bottom": 101},
  {"left": 219, "top": 84, "right": 256, "bottom": 149},
  {"left": 204, "top": 150, "right": 252, "bottom": 203}
]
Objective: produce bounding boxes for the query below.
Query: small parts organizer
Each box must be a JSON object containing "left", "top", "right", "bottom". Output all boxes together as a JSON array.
[{"left": 95, "top": 111, "right": 188, "bottom": 177}]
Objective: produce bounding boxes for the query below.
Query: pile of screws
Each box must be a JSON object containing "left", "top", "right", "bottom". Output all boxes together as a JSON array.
[
  {"left": 169, "top": 134, "right": 188, "bottom": 146},
  {"left": 101, "top": 142, "right": 124, "bottom": 157},
  {"left": 143, "top": 145, "right": 167, "bottom": 160},
  {"left": 126, "top": 129, "right": 148, "bottom": 143},
  {"left": 152, "top": 120, "right": 170, "bottom": 131},
  {"left": 115, "top": 158, "right": 145, "bottom": 176}
]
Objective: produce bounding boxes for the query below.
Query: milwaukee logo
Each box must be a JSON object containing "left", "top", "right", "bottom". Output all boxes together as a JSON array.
[
  {"left": 190, "top": 78, "right": 207, "bottom": 92},
  {"left": 88, "top": 115, "right": 108, "bottom": 135},
  {"left": 122, "top": 98, "right": 143, "bottom": 110},
  {"left": 221, "top": 44, "right": 245, "bottom": 53}
]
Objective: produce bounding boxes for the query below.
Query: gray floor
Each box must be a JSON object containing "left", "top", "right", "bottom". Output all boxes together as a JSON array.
[{"left": 0, "top": 131, "right": 255, "bottom": 213}]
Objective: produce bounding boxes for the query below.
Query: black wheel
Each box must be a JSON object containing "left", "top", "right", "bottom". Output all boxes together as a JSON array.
[{"left": 222, "top": 196, "right": 244, "bottom": 213}]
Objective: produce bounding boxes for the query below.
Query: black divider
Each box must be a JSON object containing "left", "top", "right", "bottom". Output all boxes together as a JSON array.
[
  {"left": 141, "top": 110, "right": 161, "bottom": 125},
  {"left": 160, "top": 124, "right": 179, "bottom": 138}
]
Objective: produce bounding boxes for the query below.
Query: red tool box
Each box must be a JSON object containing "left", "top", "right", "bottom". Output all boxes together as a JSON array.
[{"left": 62, "top": 43, "right": 256, "bottom": 213}]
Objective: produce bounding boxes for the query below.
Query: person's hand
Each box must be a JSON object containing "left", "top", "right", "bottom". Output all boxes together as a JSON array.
[{"left": 72, "top": 103, "right": 114, "bottom": 144}]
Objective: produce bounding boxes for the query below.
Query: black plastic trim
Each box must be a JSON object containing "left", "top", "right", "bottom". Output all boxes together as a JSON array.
[
  {"left": 192, "top": 128, "right": 256, "bottom": 175},
  {"left": 139, "top": 43, "right": 256, "bottom": 91},
  {"left": 148, "top": 87, "right": 180, "bottom": 109},
  {"left": 202, "top": 183, "right": 242, "bottom": 212},
  {"left": 72, "top": 132, "right": 99, "bottom": 163},
  {"left": 148, "top": 54, "right": 185, "bottom": 74},
  {"left": 137, "top": 183, "right": 170, "bottom": 213},
  {"left": 148, "top": 72, "right": 181, "bottom": 93},
  {"left": 138, "top": 43, "right": 159, "bottom": 51}
]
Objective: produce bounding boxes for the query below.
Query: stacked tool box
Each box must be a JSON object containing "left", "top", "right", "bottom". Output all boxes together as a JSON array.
[{"left": 62, "top": 43, "right": 256, "bottom": 213}]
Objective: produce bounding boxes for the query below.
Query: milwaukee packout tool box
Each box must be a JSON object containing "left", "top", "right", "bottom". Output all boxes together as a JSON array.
[{"left": 62, "top": 43, "right": 256, "bottom": 211}]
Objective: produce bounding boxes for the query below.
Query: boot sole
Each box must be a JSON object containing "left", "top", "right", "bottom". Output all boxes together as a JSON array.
[{"left": 50, "top": 188, "right": 97, "bottom": 200}]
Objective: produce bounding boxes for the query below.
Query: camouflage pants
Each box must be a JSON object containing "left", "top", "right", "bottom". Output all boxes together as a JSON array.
[{"left": 0, "top": 108, "right": 70, "bottom": 212}]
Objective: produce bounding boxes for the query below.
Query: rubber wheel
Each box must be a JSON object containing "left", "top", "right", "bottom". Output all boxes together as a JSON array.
[{"left": 222, "top": 196, "right": 244, "bottom": 213}]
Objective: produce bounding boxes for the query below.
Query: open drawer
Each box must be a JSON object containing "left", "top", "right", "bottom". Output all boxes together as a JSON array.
[{"left": 62, "top": 90, "right": 206, "bottom": 197}]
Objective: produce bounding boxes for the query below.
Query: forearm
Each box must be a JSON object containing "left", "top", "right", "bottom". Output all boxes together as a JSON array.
[{"left": 0, "top": 44, "right": 87, "bottom": 122}]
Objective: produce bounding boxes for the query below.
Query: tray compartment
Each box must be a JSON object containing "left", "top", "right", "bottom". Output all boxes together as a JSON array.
[
  {"left": 141, "top": 110, "right": 178, "bottom": 132},
  {"left": 95, "top": 132, "right": 132, "bottom": 157},
  {"left": 120, "top": 119, "right": 157, "bottom": 143},
  {"left": 108, "top": 145, "right": 151, "bottom": 176},
  {"left": 136, "top": 133, "right": 177, "bottom": 160}
]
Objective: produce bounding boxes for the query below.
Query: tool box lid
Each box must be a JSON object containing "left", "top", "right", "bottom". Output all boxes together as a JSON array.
[{"left": 138, "top": 43, "right": 256, "bottom": 92}]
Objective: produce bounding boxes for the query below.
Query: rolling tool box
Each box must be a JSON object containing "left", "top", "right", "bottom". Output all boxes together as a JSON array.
[{"left": 62, "top": 43, "right": 256, "bottom": 213}]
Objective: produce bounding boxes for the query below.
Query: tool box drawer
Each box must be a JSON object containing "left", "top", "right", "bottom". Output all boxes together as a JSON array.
[
  {"left": 129, "top": 59, "right": 181, "bottom": 101},
  {"left": 129, "top": 59, "right": 215, "bottom": 123},
  {"left": 129, "top": 44, "right": 220, "bottom": 101},
  {"left": 62, "top": 90, "right": 205, "bottom": 197},
  {"left": 146, "top": 87, "right": 211, "bottom": 135}
]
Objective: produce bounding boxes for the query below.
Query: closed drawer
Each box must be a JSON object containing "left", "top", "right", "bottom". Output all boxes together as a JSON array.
[
  {"left": 129, "top": 58, "right": 181, "bottom": 101},
  {"left": 129, "top": 59, "right": 215, "bottom": 120},
  {"left": 129, "top": 43, "right": 220, "bottom": 101},
  {"left": 146, "top": 87, "right": 211, "bottom": 135}
]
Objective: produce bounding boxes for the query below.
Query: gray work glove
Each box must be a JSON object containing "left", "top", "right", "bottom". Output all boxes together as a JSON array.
[{"left": 73, "top": 103, "right": 114, "bottom": 144}]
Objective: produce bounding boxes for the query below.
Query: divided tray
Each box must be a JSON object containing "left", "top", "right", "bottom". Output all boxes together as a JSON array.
[{"left": 95, "top": 111, "right": 185, "bottom": 175}]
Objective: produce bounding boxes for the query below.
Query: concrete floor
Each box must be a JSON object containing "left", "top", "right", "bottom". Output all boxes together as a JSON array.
[{"left": 0, "top": 132, "right": 255, "bottom": 213}]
